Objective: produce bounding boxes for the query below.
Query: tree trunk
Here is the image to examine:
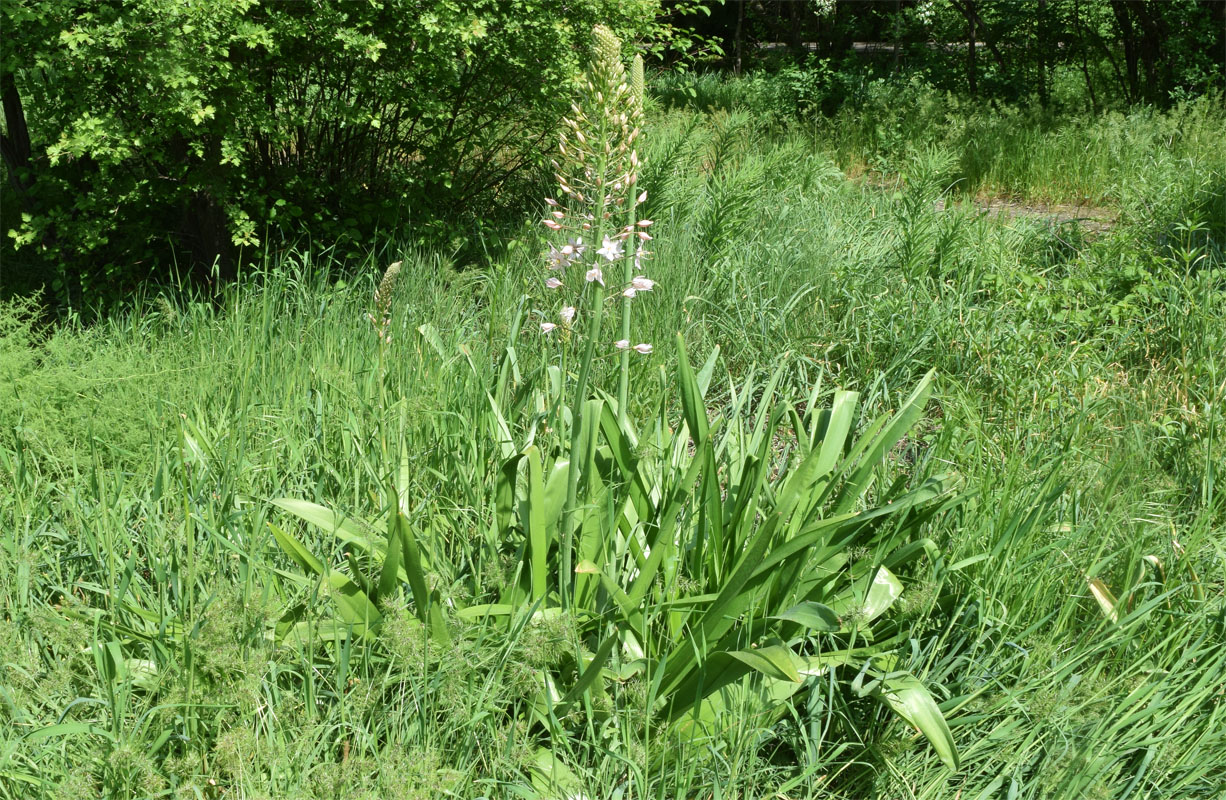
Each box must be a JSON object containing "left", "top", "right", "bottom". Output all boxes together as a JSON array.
[
  {"left": 734, "top": 0, "right": 744, "bottom": 75},
  {"left": 1110, "top": 0, "right": 1141, "bottom": 102},
  {"left": 0, "top": 72, "right": 34, "bottom": 200},
  {"left": 967, "top": 0, "right": 978, "bottom": 96},
  {"left": 1037, "top": 0, "right": 1049, "bottom": 108},
  {"left": 1074, "top": 0, "right": 1100, "bottom": 112}
]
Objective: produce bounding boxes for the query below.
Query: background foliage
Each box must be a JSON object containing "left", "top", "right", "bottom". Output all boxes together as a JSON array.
[{"left": 1, "top": 0, "right": 658, "bottom": 303}]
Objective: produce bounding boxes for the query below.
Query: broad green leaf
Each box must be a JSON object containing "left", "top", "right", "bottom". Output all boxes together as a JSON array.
[
  {"left": 495, "top": 452, "right": 525, "bottom": 537},
  {"left": 834, "top": 370, "right": 935, "bottom": 514},
  {"left": 863, "top": 566, "right": 904, "bottom": 621},
  {"left": 676, "top": 333, "right": 710, "bottom": 446},
  {"left": 524, "top": 446, "right": 548, "bottom": 602},
  {"left": 267, "top": 522, "right": 326, "bottom": 576},
  {"left": 457, "top": 603, "right": 515, "bottom": 620},
  {"left": 324, "top": 571, "right": 383, "bottom": 634},
  {"left": 727, "top": 645, "right": 802, "bottom": 683},
  {"left": 774, "top": 601, "right": 841, "bottom": 631},
  {"left": 377, "top": 497, "right": 404, "bottom": 602},
  {"left": 527, "top": 749, "right": 585, "bottom": 799},
  {"left": 270, "top": 499, "right": 379, "bottom": 552},
  {"left": 879, "top": 672, "right": 960, "bottom": 770},
  {"left": 416, "top": 322, "right": 447, "bottom": 358}
]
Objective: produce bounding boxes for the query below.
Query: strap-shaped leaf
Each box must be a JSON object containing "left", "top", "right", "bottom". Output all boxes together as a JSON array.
[
  {"left": 727, "top": 645, "right": 802, "bottom": 683},
  {"left": 879, "top": 672, "right": 960, "bottom": 770},
  {"left": 833, "top": 370, "right": 935, "bottom": 514},
  {"left": 676, "top": 333, "right": 710, "bottom": 446},
  {"left": 377, "top": 491, "right": 405, "bottom": 603},
  {"left": 773, "top": 601, "right": 841, "bottom": 632},
  {"left": 863, "top": 566, "right": 904, "bottom": 622},
  {"left": 267, "top": 521, "right": 326, "bottom": 576},
  {"left": 494, "top": 452, "right": 524, "bottom": 538},
  {"left": 270, "top": 499, "right": 379, "bottom": 553},
  {"left": 523, "top": 446, "right": 548, "bottom": 602}
]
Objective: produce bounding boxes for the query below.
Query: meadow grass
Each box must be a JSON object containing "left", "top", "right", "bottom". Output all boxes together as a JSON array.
[{"left": 1, "top": 95, "right": 1223, "bottom": 799}]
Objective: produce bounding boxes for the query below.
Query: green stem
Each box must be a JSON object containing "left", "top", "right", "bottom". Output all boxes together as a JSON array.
[
  {"left": 617, "top": 193, "right": 638, "bottom": 427},
  {"left": 560, "top": 162, "right": 609, "bottom": 612}
]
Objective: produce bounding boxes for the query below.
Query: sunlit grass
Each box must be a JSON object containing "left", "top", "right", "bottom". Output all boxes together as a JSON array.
[{"left": 1, "top": 90, "right": 1223, "bottom": 798}]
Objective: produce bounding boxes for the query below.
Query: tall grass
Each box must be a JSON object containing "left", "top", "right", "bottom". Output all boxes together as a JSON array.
[
  {"left": 1, "top": 92, "right": 1223, "bottom": 798},
  {"left": 656, "top": 71, "right": 1226, "bottom": 212}
]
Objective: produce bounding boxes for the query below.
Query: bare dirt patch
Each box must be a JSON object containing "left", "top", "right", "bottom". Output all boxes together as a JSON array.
[{"left": 948, "top": 198, "right": 1119, "bottom": 237}]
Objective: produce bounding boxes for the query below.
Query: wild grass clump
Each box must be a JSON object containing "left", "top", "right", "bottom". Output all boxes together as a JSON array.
[{"left": 2, "top": 69, "right": 1223, "bottom": 799}]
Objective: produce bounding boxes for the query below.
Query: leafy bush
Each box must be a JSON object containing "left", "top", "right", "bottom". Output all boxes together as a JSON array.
[{"left": 1, "top": 0, "right": 659, "bottom": 303}]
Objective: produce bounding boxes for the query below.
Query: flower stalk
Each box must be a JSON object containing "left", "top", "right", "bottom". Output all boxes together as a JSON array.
[{"left": 536, "top": 26, "right": 653, "bottom": 609}]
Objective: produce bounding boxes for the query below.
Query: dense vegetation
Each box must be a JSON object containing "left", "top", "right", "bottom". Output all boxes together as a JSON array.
[
  {"left": 2, "top": 4, "right": 1224, "bottom": 799},
  {"left": 3, "top": 0, "right": 1221, "bottom": 307}
]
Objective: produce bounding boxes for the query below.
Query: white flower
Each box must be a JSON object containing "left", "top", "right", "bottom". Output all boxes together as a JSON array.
[
  {"left": 561, "top": 237, "right": 585, "bottom": 258},
  {"left": 540, "top": 322, "right": 557, "bottom": 334},
  {"left": 622, "top": 288, "right": 637, "bottom": 298},
  {"left": 560, "top": 306, "right": 576, "bottom": 324},
  {"left": 544, "top": 277, "right": 563, "bottom": 289},
  {"left": 614, "top": 339, "right": 629, "bottom": 349},
  {"left": 546, "top": 246, "right": 569, "bottom": 270},
  {"left": 585, "top": 267, "right": 604, "bottom": 286},
  {"left": 596, "top": 236, "right": 623, "bottom": 262},
  {"left": 633, "top": 343, "right": 652, "bottom": 354},
  {"left": 630, "top": 276, "right": 654, "bottom": 292}
]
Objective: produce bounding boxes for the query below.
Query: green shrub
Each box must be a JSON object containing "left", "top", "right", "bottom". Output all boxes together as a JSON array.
[{"left": 1, "top": 0, "right": 659, "bottom": 303}]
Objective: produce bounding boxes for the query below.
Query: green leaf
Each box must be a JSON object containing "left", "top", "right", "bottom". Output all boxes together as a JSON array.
[
  {"left": 377, "top": 497, "right": 405, "bottom": 602},
  {"left": 773, "top": 601, "right": 841, "bottom": 632},
  {"left": 863, "top": 566, "right": 904, "bottom": 622},
  {"left": 524, "top": 446, "right": 548, "bottom": 602},
  {"left": 676, "top": 333, "right": 710, "bottom": 446},
  {"left": 270, "top": 499, "right": 379, "bottom": 553},
  {"left": 267, "top": 522, "right": 326, "bottom": 576},
  {"left": 879, "top": 672, "right": 960, "bottom": 770},
  {"left": 834, "top": 370, "right": 935, "bottom": 514},
  {"left": 727, "top": 645, "right": 802, "bottom": 683}
]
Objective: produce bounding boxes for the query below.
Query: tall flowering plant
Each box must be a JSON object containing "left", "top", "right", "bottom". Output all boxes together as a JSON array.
[{"left": 537, "top": 26, "right": 654, "bottom": 604}]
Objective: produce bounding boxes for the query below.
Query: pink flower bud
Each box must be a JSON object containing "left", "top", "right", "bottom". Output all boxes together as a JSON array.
[
  {"left": 543, "top": 219, "right": 562, "bottom": 230},
  {"left": 540, "top": 322, "right": 557, "bottom": 334},
  {"left": 545, "top": 277, "right": 563, "bottom": 289},
  {"left": 614, "top": 339, "right": 630, "bottom": 350},
  {"left": 631, "top": 276, "right": 655, "bottom": 291},
  {"left": 633, "top": 343, "right": 652, "bottom": 354}
]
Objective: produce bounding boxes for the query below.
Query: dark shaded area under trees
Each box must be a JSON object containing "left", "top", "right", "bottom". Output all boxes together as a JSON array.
[{"left": 697, "top": 0, "right": 1223, "bottom": 106}]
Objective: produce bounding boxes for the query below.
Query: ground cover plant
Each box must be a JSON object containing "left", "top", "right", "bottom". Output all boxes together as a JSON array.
[{"left": 3, "top": 29, "right": 1225, "bottom": 800}]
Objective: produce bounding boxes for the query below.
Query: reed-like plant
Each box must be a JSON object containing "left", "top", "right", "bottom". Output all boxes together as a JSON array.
[{"left": 268, "top": 26, "right": 963, "bottom": 782}]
